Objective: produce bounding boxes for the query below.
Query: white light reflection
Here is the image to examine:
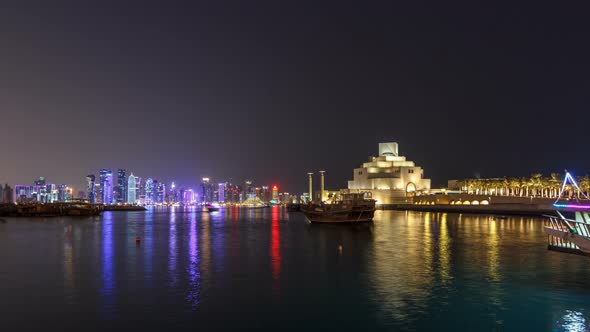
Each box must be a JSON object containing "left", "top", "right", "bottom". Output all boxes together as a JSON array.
[{"left": 560, "top": 310, "right": 588, "bottom": 332}]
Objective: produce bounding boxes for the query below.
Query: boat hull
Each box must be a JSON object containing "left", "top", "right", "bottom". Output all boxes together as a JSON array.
[{"left": 302, "top": 209, "right": 375, "bottom": 224}]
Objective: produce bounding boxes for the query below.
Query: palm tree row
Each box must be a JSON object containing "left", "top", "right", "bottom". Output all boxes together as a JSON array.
[{"left": 455, "top": 173, "right": 590, "bottom": 198}]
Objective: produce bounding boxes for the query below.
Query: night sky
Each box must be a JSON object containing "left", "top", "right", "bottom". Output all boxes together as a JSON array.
[{"left": 2, "top": 1, "right": 590, "bottom": 193}]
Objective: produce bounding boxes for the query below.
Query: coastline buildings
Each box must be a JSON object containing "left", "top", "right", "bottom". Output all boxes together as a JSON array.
[
  {"left": 12, "top": 178, "right": 69, "bottom": 203},
  {"left": 345, "top": 142, "right": 431, "bottom": 204}
]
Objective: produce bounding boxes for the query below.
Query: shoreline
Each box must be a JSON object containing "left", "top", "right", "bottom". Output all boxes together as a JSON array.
[{"left": 380, "top": 203, "right": 554, "bottom": 216}]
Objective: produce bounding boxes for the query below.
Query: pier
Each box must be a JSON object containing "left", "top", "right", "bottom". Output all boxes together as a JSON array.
[{"left": 0, "top": 202, "right": 103, "bottom": 217}]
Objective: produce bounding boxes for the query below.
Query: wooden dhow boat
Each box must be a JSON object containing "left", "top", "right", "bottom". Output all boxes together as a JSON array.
[{"left": 301, "top": 192, "right": 376, "bottom": 224}]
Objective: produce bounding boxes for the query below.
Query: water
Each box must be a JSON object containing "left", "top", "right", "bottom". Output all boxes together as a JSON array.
[{"left": 0, "top": 207, "right": 589, "bottom": 331}]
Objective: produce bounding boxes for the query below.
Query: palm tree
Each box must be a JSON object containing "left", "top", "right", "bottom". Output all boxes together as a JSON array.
[
  {"left": 508, "top": 177, "right": 520, "bottom": 196},
  {"left": 501, "top": 177, "right": 509, "bottom": 196},
  {"left": 530, "top": 173, "right": 542, "bottom": 197},
  {"left": 579, "top": 175, "right": 590, "bottom": 198},
  {"left": 549, "top": 173, "right": 562, "bottom": 198}
]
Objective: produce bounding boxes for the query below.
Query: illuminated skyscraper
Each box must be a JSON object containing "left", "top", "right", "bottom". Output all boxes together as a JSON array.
[
  {"left": 116, "top": 169, "right": 126, "bottom": 203},
  {"left": 201, "top": 178, "right": 214, "bottom": 203},
  {"left": 86, "top": 175, "right": 96, "bottom": 203},
  {"left": 127, "top": 173, "right": 137, "bottom": 204},
  {"left": 145, "top": 178, "right": 154, "bottom": 205},
  {"left": 168, "top": 182, "right": 178, "bottom": 204},
  {"left": 2, "top": 184, "right": 13, "bottom": 203},
  {"left": 135, "top": 177, "right": 142, "bottom": 203},
  {"left": 34, "top": 177, "right": 46, "bottom": 186},
  {"left": 218, "top": 183, "right": 225, "bottom": 202},
  {"left": 57, "top": 184, "right": 67, "bottom": 201},
  {"left": 99, "top": 169, "right": 113, "bottom": 204},
  {"left": 93, "top": 183, "right": 101, "bottom": 203},
  {"left": 157, "top": 182, "right": 166, "bottom": 203},
  {"left": 272, "top": 185, "right": 279, "bottom": 202},
  {"left": 262, "top": 186, "right": 270, "bottom": 202}
]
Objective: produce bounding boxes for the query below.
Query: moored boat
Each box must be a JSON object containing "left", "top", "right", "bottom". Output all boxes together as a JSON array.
[
  {"left": 544, "top": 206, "right": 590, "bottom": 255},
  {"left": 301, "top": 192, "right": 376, "bottom": 224}
]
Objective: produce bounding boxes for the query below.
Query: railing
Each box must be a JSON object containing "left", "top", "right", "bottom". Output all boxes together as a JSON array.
[{"left": 545, "top": 211, "right": 590, "bottom": 254}]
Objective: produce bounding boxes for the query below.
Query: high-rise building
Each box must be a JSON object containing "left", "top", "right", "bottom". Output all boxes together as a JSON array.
[
  {"left": 127, "top": 173, "right": 137, "bottom": 204},
  {"left": 86, "top": 175, "right": 96, "bottom": 203},
  {"left": 272, "top": 185, "right": 279, "bottom": 202},
  {"left": 34, "top": 177, "right": 46, "bottom": 186},
  {"left": 116, "top": 169, "right": 126, "bottom": 203},
  {"left": 99, "top": 169, "right": 114, "bottom": 204},
  {"left": 57, "top": 184, "right": 68, "bottom": 201},
  {"left": 201, "top": 178, "right": 214, "bottom": 203},
  {"left": 135, "top": 177, "right": 142, "bottom": 204},
  {"left": 262, "top": 186, "right": 270, "bottom": 202},
  {"left": 14, "top": 185, "right": 32, "bottom": 203},
  {"left": 218, "top": 183, "right": 225, "bottom": 202},
  {"left": 94, "top": 183, "right": 102, "bottom": 204},
  {"left": 145, "top": 178, "right": 154, "bottom": 205},
  {"left": 157, "top": 182, "right": 166, "bottom": 203},
  {"left": 2, "top": 184, "right": 13, "bottom": 203},
  {"left": 168, "top": 182, "right": 178, "bottom": 204}
]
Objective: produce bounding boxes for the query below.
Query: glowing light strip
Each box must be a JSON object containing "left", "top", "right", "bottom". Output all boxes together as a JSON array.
[
  {"left": 555, "top": 171, "right": 590, "bottom": 203},
  {"left": 553, "top": 203, "right": 590, "bottom": 210}
]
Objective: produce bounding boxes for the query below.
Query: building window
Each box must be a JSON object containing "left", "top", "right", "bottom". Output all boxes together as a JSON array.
[{"left": 408, "top": 169, "right": 414, "bottom": 174}]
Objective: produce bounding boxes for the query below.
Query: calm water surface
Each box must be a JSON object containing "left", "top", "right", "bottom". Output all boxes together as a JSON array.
[{"left": 0, "top": 207, "right": 589, "bottom": 331}]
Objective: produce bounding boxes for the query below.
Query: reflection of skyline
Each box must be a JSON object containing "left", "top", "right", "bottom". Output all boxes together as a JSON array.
[
  {"left": 144, "top": 208, "right": 154, "bottom": 287},
  {"left": 270, "top": 206, "right": 281, "bottom": 295},
  {"left": 63, "top": 224, "right": 74, "bottom": 292},
  {"left": 168, "top": 207, "right": 178, "bottom": 287},
  {"left": 187, "top": 211, "right": 200, "bottom": 309},
  {"left": 101, "top": 212, "right": 115, "bottom": 317}
]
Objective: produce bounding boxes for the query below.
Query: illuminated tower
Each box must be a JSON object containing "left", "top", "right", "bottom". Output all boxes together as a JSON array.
[
  {"left": 116, "top": 169, "right": 126, "bottom": 203},
  {"left": 86, "top": 174, "right": 96, "bottom": 203},
  {"left": 201, "top": 178, "right": 214, "bottom": 203},
  {"left": 145, "top": 178, "right": 154, "bottom": 205},
  {"left": 99, "top": 169, "right": 113, "bottom": 204},
  {"left": 157, "top": 182, "right": 166, "bottom": 203},
  {"left": 272, "top": 185, "right": 279, "bottom": 202},
  {"left": 218, "top": 183, "right": 225, "bottom": 202},
  {"left": 127, "top": 173, "right": 137, "bottom": 204}
]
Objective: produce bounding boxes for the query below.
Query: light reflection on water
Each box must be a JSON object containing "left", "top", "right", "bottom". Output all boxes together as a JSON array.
[
  {"left": 186, "top": 210, "right": 200, "bottom": 310},
  {"left": 1, "top": 210, "right": 590, "bottom": 331},
  {"left": 101, "top": 212, "right": 114, "bottom": 318}
]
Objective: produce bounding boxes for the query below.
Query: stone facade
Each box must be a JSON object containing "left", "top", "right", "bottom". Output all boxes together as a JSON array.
[{"left": 345, "top": 142, "right": 431, "bottom": 204}]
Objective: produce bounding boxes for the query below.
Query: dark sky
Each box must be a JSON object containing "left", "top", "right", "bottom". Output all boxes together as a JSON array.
[{"left": 2, "top": 1, "right": 590, "bottom": 193}]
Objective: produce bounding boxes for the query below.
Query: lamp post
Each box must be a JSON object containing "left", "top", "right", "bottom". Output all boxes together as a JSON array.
[{"left": 308, "top": 172, "right": 313, "bottom": 203}]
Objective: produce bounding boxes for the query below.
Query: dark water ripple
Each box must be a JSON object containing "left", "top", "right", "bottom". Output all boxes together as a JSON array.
[{"left": 0, "top": 207, "right": 589, "bottom": 331}]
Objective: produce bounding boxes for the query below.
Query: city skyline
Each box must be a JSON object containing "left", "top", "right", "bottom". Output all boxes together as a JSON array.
[{"left": 3, "top": 2, "right": 590, "bottom": 193}]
